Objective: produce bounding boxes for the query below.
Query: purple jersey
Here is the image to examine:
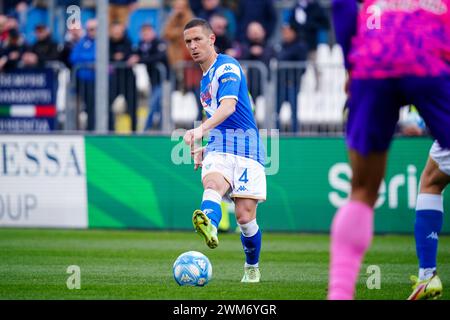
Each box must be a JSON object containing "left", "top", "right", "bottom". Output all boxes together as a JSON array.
[{"left": 334, "top": 0, "right": 450, "bottom": 78}]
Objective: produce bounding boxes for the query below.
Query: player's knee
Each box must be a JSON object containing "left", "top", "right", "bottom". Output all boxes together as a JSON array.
[
  {"left": 235, "top": 201, "right": 257, "bottom": 225},
  {"left": 203, "top": 180, "right": 224, "bottom": 194},
  {"left": 235, "top": 210, "right": 256, "bottom": 225},
  {"left": 419, "top": 169, "right": 448, "bottom": 194},
  {"left": 236, "top": 214, "right": 254, "bottom": 225}
]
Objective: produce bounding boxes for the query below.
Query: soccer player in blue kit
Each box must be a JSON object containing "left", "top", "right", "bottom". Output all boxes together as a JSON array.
[
  {"left": 182, "top": 18, "right": 266, "bottom": 283},
  {"left": 408, "top": 141, "right": 449, "bottom": 300}
]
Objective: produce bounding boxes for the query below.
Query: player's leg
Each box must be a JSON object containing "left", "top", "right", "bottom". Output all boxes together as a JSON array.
[
  {"left": 194, "top": 152, "right": 233, "bottom": 248},
  {"left": 395, "top": 76, "right": 450, "bottom": 299},
  {"left": 231, "top": 156, "right": 266, "bottom": 282},
  {"left": 408, "top": 144, "right": 450, "bottom": 300},
  {"left": 201, "top": 172, "right": 230, "bottom": 228},
  {"left": 415, "top": 156, "right": 447, "bottom": 280},
  {"left": 328, "top": 150, "right": 386, "bottom": 300},
  {"left": 235, "top": 197, "right": 261, "bottom": 283},
  {"left": 193, "top": 171, "right": 231, "bottom": 249},
  {"left": 328, "top": 78, "right": 401, "bottom": 300}
]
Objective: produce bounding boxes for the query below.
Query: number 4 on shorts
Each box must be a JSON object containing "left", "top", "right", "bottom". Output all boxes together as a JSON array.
[{"left": 239, "top": 168, "right": 249, "bottom": 183}]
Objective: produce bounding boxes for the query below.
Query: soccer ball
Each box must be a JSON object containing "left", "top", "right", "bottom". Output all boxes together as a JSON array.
[{"left": 173, "top": 251, "right": 212, "bottom": 286}]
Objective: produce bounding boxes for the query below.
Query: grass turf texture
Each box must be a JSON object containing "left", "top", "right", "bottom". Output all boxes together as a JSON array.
[{"left": 0, "top": 228, "right": 449, "bottom": 300}]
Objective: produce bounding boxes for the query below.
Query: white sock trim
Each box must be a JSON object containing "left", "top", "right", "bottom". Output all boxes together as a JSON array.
[
  {"left": 238, "top": 219, "right": 259, "bottom": 237},
  {"left": 202, "top": 189, "right": 222, "bottom": 204},
  {"left": 419, "top": 268, "right": 436, "bottom": 281},
  {"left": 416, "top": 194, "right": 443, "bottom": 212},
  {"left": 245, "top": 262, "right": 259, "bottom": 268}
]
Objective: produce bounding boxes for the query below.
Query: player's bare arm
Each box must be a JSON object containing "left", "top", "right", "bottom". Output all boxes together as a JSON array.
[{"left": 183, "top": 98, "right": 237, "bottom": 146}]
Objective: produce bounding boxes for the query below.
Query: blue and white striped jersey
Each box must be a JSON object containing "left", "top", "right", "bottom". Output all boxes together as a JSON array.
[{"left": 200, "top": 54, "right": 265, "bottom": 167}]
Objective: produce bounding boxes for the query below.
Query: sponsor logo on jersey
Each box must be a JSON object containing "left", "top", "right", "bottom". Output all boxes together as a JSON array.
[
  {"left": 221, "top": 76, "right": 237, "bottom": 84},
  {"left": 200, "top": 84, "right": 212, "bottom": 106}
]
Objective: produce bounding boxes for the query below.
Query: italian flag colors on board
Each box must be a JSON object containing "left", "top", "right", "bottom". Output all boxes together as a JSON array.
[{"left": 0, "top": 105, "right": 56, "bottom": 118}]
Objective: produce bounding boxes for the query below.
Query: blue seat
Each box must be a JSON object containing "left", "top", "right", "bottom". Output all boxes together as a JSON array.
[
  {"left": 127, "top": 8, "right": 161, "bottom": 47},
  {"left": 24, "top": 7, "right": 48, "bottom": 44},
  {"left": 81, "top": 9, "right": 96, "bottom": 28}
]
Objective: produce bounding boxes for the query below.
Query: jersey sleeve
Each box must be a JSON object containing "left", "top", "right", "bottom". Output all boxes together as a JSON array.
[
  {"left": 332, "top": 0, "right": 358, "bottom": 70},
  {"left": 215, "top": 62, "right": 241, "bottom": 103}
]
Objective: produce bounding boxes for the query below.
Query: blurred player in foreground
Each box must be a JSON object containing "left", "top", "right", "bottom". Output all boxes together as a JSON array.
[
  {"left": 182, "top": 18, "right": 266, "bottom": 282},
  {"left": 329, "top": 0, "right": 450, "bottom": 299}
]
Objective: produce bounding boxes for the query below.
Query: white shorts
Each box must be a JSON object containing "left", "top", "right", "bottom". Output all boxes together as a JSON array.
[
  {"left": 201, "top": 152, "right": 266, "bottom": 202},
  {"left": 430, "top": 141, "right": 450, "bottom": 176}
]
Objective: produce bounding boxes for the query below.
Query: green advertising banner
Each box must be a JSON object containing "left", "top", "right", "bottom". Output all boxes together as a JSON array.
[{"left": 85, "top": 136, "right": 450, "bottom": 233}]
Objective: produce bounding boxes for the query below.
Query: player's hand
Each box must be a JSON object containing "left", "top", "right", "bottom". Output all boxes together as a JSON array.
[
  {"left": 192, "top": 146, "right": 204, "bottom": 171},
  {"left": 183, "top": 127, "right": 204, "bottom": 146},
  {"left": 183, "top": 129, "right": 194, "bottom": 146}
]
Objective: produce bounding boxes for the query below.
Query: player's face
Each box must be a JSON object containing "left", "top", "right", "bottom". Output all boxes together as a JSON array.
[{"left": 184, "top": 26, "right": 215, "bottom": 64}]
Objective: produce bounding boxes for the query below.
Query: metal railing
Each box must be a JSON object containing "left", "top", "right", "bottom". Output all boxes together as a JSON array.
[
  {"left": 68, "top": 61, "right": 143, "bottom": 132},
  {"left": 163, "top": 59, "right": 346, "bottom": 135},
  {"left": 8, "top": 59, "right": 346, "bottom": 135}
]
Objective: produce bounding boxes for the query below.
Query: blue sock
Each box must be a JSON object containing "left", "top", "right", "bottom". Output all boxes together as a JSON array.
[
  {"left": 239, "top": 220, "right": 261, "bottom": 266},
  {"left": 200, "top": 189, "right": 222, "bottom": 229},
  {"left": 415, "top": 194, "right": 443, "bottom": 270}
]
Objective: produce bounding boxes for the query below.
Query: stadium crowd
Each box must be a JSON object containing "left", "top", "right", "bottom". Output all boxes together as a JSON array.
[
  {"left": 0, "top": 0, "right": 334, "bottom": 132},
  {"left": 1, "top": 1, "right": 422, "bottom": 136}
]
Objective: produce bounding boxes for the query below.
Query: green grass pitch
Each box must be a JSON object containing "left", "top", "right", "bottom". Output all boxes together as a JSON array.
[{"left": 0, "top": 228, "right": 449, "bottom": 300}]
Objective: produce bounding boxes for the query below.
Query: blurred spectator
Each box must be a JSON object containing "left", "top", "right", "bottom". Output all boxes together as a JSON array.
[
  {"left": 57, "top": 0, "right": 81, "bottom": 5},
  {"left": 197, "top": 0, "right": 236, "bottom": 40},
  {"left": 109, "top": 22, "right": 133, "bottom": 63},
  {"left": 109, "top": 0, "right": 138, "bottom": 26},
  {"left": 4, "top": 15, "right": 20, "bottom": 37},
  {"left": 222, "top": 0, "right": 238, "bottom": 13},
  {"left": 31, "top": 0, "right": 47, "bottom": 8},
  {"left": 163, "top": 0, "right": 193, "bottom": 69},
  {"left": 189, "top": 0, "right": 203, "bottom": 16},
  {"left": 130, "top": 24, "right": 168, "bottom": 131},
  {"left": 288, "top": 0, "right": 329, "bottom": 53},
  {"left": 163, "top": 0, "right": 203, "bottom": 121},
  {"left": 275, "top": 24, "right": 308, "bottom": 133},
  {"left": 235, "top": 0, "right": 277, "bottom": 42},
  {"left": 1, "top": 1, "right": 30, "bottom": 16},
  {"left": 239, "top": 21, "right": 275, "bottom": 102},
  {"left": 0, "top": 15, "right": 7, "bottom": 42},
  {"left": 288, "top": 0, "right": 329, "bottom": 91},
  {"left": 0, "top": 28, "right": 25, "bottom": 72},
  {"left": 276, "top": 24, "right": 308, "bottom": 62},
  {"left": 239, "top": 22, "right": 274, "bottom": 65},
  {"left": 109, "top": 22, "right": 137, "bottom": 131},
  {"left": 70, "top": 18, "right": 97, "bottom": 130},
  {"left": 60, "top": 26, "right": 84, "bottom": 69},
  {"left": 22, "top": 24, "right": 59, "bottom": 68},
  {"left": 209, "top": 13, "right": 237, "bottom": 56}
]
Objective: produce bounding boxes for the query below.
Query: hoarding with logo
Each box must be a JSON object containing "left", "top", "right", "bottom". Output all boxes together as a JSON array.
[
  {"left": 0, "top": 69, "right": 57, "bottom": 132},
  {"left": 0, "top": 136, "right": 87, "bottom": 228}
]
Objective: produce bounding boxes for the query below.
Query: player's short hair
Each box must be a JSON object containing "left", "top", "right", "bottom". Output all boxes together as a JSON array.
[{"left": 184, "top": 18, "right": 213, "bottom": 35}]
